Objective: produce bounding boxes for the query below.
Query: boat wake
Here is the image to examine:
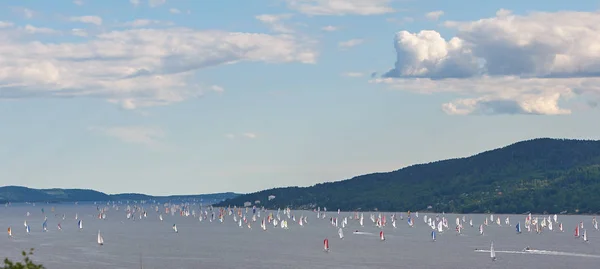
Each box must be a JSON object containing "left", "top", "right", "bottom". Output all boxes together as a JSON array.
[
  {"left": 475, "top": 249, "right": 600, "bottom": 258},
  {"left": 352, "top": 231, "right": 374, "bottom": 235}
]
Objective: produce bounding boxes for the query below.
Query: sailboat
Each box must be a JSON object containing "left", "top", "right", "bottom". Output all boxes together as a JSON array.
[
  {"left": 380, "top": 230, "right": 385, "bottom": 241},
  {"left": 574, "top": 225, "right": 580, "bottom": 237},
  {"left": 97, "top": 230, "right": 104, "bottom": 245},
  {"left": 431, "top": 230, "right": 436, "bottom": 241},
  {"left": 26, "top": 225, "right": 30, "bottom": 234},
  {"left": 490, "top": 242, "right": 496, "bottom": 261},
  {"left": 323, "top": 238, "right": 330, "bottom": 252},
  {"left": 516, "top": 222, "right": 522, "bottom": 234},
  {"left": 338, "top": 228, "right": 344, "bottom": 239},
  {"left": 172, "top": 224, "right": 178, "bottom": 233},
  {"left": 78, "top": 220, "right": 83, "bottom": 230},
  {"left": 7, "top": 227, "right": 12, "bottom": 237},
  {"left": 583, "top": 229, "right": 588, "bottom": 242}
]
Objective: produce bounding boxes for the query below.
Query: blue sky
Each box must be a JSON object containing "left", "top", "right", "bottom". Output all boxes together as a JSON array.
[{"left": 1, "top": 0, "right": 599, "bottom": 195}]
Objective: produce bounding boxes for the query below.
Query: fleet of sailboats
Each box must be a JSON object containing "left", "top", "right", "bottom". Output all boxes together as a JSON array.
[{"left": 4, "top": 203, "right": 599, "bottom": 264}]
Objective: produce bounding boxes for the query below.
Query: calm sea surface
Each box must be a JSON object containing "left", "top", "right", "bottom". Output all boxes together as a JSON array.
[{"left": 1, "top": 203, "right": 599, "bottom": 269}]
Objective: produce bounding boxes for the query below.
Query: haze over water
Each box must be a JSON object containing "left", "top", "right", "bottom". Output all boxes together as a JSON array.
[{"left": 1, "top": 203, "right": 599, "bottom": 269}]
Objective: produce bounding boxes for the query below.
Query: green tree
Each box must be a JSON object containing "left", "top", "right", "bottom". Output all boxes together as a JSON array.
[{"left": 2, "top": 249, "right": 45, "bottom": 269}]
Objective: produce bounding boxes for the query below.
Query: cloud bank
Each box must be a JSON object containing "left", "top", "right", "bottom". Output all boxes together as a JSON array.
[
  {"left": 374, "top": 10, "right": 600, "bottom": 115},
  {"left": 0, "top": 21, "right": 316, "bottom": 109}
]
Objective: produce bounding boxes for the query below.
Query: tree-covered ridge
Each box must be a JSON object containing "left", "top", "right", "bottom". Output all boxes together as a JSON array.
[
  {"left": 0, "top": 186, "right": 240, "bottom": 204},
  {"left": 215, "top": 138, "right": 600, "bottom": 214}
]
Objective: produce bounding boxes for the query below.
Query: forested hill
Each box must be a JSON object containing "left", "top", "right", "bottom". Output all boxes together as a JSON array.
[
  {"left": 0, "top": 186, "right": 240, "bottom": 204},
  {"left": 215, "top": 138, "right": 600, "bottom": 214}
]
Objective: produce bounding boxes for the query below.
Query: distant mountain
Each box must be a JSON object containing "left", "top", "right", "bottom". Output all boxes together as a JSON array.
[
  {"left": 215, "top": 138, "right": 600, "bottom": 214},
  {"left": 0, "top": 186, "right": 240, "bottom": 204}
]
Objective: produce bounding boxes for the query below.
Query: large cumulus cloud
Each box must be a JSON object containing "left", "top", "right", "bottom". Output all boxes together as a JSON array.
[{"left": 375, "top": 9, "right": 600, "bottom": 115}]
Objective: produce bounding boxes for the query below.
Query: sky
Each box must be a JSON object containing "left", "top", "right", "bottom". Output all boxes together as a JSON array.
[{"left": 1, "top": 0, "right": 600, "bottom": 195}]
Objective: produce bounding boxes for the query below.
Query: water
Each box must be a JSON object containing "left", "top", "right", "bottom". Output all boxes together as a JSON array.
[{"left": 1, "top": 203, "right": 599, "bottom": 269}]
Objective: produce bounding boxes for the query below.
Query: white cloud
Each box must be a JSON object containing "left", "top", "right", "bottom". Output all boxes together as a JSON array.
[
  {"left": 122, "top": 19, "right": 171, "bottom": 28},
  {"left": 23, "top": 9, "right": 34, "bottom": 19},
  {"left": 321, "top": 25, "right": 338, "bottom": 31},
  {"left": 88, "top": 126, "right": 165, "bottom": 148},
  {"left": 23, "top": 25, "right": 59, "bottom": 35},
  {"left": 285, "top": 0, "right": 395, "bottom": 16},
  {"left": 338, "top": 38, "right": 363, "bottom": 48},
  {"left": 70, "top": 15, "right": 103, "bottom": 26},
  {"left": 425, "top": 10, "right": 444, "bottom": 21},
  {"left": 71, "top": 28, "right": 87, "bottom": 37},
  {"left": 496, "top": 8, "right": 512, "bottom": 17},
  {"left": 372, "top": 76, "right": 590, "bottom": 115},
  {"left": 0, "top": 26, "right": 316, "bottom": 109},
  {"left": 73, "top": 0, "right": 84, "bottom": 6},
  {"left": 12, "top": 7, "right": 35, "bottom": 19},
  {"left": 341, "top": 72, "right": 364, "bottom": 77},
  {"left": 0, "top": 21, "right": 13, "bottom": 28},
  {"left": 169, "top": 8, "right": 181, "bottom": 14},
  {"left": 148, "top": 0, "right": 166, "bottom": 8},
  {"left": 130, "top": 0, "right": 141, "bottom": 6},
  {"left": 225, "top": 133, "right": 258, "bottom": 139},
  {"left": 210, "top": 85, "right": 224, "bottom": 93},
  {"left": 256, "top": 14, "right": 294, "bottom": 34},
  {"left": 376, "top": 10, "right": 600, "bottom": 115}
]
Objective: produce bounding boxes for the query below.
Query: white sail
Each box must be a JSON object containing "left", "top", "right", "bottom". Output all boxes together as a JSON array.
[
  {"left": 97, "top": 230, "right": 104, "bottom": 245},
  {"left": 338, "top": 228, "right": 344, "bottom": 239}
]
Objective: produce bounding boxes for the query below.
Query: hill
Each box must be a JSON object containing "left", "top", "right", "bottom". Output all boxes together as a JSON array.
[
  {"left": 0, "top": 186, "right": 240, "bottom": 204},
  {"left": 110, "top": 192, "right": 240, "bottom": 204},
  {"left": 215, "top": 138, "right": 600, "bottom": 214}
]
